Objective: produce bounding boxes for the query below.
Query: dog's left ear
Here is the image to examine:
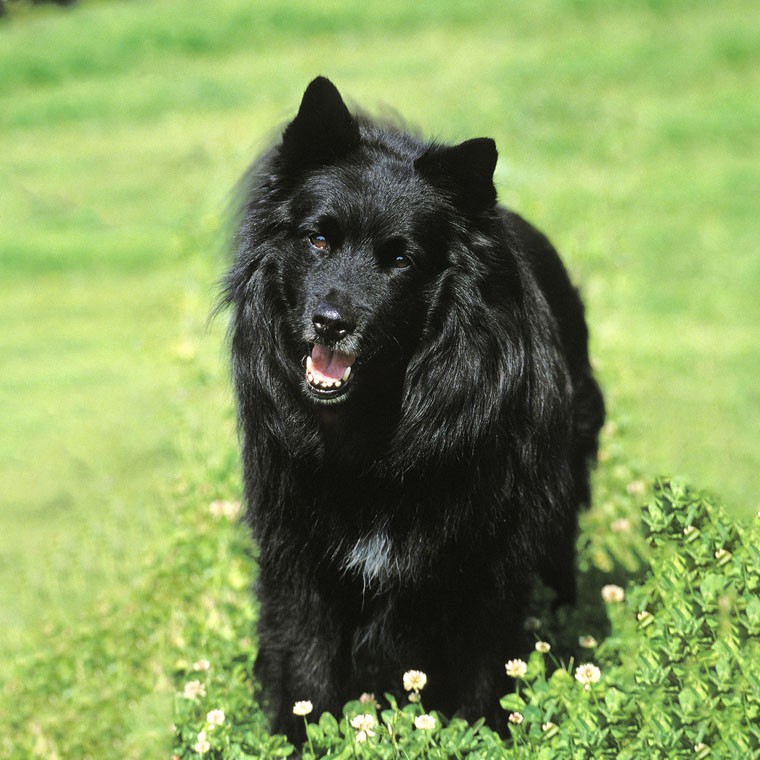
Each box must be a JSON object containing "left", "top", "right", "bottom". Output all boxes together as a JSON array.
[
  {"left": 280, "top": 76, "right": 361, "bottom": 167},
  {"left": 415, "top": 138, "right": 498, "bottom": 213}
]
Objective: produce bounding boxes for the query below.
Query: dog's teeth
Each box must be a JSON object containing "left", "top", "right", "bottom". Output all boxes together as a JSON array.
[
  {"left": 307, "top": 372, "right": 314, "bottom": 383},
  {"left": 334, "top": 380, "right": 342, "bottom": 389},
  {"left": 342, "top": 366, "right": 352, "bottom": 382},
  {"left": 306, "top": 356, "right": 313, "bottom": 372}
]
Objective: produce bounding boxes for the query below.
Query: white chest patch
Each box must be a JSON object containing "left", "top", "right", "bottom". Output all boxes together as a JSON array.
[{"left": 343, "top": 530, "right": 398, "bottom": 588}]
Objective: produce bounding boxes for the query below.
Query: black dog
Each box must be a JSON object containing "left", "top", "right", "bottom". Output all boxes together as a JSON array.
[{"left": 223, "top": 77, "right": 604, "bottom": 742}]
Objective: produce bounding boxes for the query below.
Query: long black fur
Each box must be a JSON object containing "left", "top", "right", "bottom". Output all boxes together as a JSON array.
[{"left": 223, "top": 77, "right": 605, "bottom": 742}]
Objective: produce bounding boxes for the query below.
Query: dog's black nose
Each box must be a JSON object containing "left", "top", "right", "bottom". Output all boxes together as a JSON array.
[{"left": 312, "top": 303, "right": 355, "bottom": 342}]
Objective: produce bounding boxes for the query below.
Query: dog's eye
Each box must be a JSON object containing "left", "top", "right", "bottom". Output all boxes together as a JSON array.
[
  {"left": 376, "top": 238, "right": 413, "bottom": 270},
  {"left": 308, "top": 233, "right": 330, "bottom": 252}
]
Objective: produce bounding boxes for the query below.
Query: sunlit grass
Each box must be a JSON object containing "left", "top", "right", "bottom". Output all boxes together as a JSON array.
[{"left": 1, "top": 0, "right": 758, "bottom": 755}]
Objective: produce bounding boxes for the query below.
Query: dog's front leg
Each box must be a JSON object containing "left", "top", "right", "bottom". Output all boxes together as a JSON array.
[{"left": 254, "top": 576, "right": 346, "bottom": 746}]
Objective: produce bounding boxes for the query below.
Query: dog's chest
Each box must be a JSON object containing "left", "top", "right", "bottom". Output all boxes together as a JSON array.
[{"left": 343, "top": 530, "right": 398, "bottom": 587}]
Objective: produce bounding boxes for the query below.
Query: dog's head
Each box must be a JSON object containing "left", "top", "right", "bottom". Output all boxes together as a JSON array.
[{"left": 247, "top": 77, "right": 500, "bottom": 407}]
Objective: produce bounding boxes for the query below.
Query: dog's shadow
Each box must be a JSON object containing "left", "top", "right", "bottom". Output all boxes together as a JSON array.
[{"left": 527, "top": 549, "right": 648, "bottom": 668}]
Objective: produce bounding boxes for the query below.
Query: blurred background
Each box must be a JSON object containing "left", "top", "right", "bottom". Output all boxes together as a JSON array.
[{"left": 1, "top": 0, "right": 758, "bottom": 753}]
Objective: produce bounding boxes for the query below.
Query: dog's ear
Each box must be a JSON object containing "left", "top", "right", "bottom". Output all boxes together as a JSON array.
[
  {"left": 280, "top": 77, "right": 360, "bottom": 167},
  {"left": 415, "top": 138, "right": 498, "bottom": 213}
]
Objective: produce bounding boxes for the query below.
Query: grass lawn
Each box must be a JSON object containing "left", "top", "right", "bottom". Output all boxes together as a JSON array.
[{"left": 1, "top": 0, "right": 758, "bottom": 756}]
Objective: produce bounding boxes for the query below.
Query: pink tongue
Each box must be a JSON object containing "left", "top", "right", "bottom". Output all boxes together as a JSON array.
[{"left": 310, "top": 345, "right": 354, "bottom": 382}]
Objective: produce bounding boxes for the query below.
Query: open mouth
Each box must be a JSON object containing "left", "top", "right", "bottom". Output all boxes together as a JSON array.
[{"left": 305, "top": 344, "right": 356, "bottom": 402}]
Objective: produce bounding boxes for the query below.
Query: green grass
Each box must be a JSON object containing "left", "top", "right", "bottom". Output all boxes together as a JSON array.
[{"left": 1, "top": 0, "right": 759, "bottom": 756}]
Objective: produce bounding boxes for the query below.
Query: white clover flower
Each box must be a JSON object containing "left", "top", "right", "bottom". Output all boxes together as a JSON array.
[
  {"left": 714, "top": 548, "right": 731, "bottom": 565},
  {"left": 637, "top": 610, "right": 654, "bottom": 627},
  {"left": 350, "top": 713, "right": 376, "bottom": 737},
  {"left": 292, "top": 700, "right": 313, "bottom": 717},
  {"left": 611, "top": 518, "right": 631, "bottom": 533},
  {"left": 626, "top": 479, "right": 646, "bottom": 495},
  {"left": 183, "top": 680, "right": 206, "bottom": 700},
  {"left": 535, "top": 641, "right": 551, "bottom": 654},
  {"left": 209, "top": 499, "right": 242, "bottom": 520},
  {"left": 359, "top": 692, "right": 380, "bottom": 708},
  {"left": 523, "top": 616, "right": 542, "bottom": 632},
  {"left": 601, "top": 584, "right": 625, "bottom": 603},
  {"left": 414, "top": 714, "right": 436, "bottom": 730},
  {"left": 508, "top": 712, "right": 524, "bottom": 725},
  {"left": 226, "top": 500, "right": 242, "bottom": 518},
  {"left": 578, "top": 635, "right": 598, "bottom": 649},
  {"left": 575, "top": 663, "right": 601, "bottom": 689},
  {"left": 355, "top": 730, "right": 368, "bottom": 743},
  {"left": 193, "top": 730, "right": 210, "bottom": 754},
  {"left": 193, "top": 659, "right": 211, "bottom": 672},
  {"left": 403, "top": 669, "right": 427, "bottom": 692},
  {"left": 209, "top": 500, "right": 227, "bottom": 518},
  {"left": 541, "top": 720, "right": 560, "bottom": 739},
  {"left": 408, "top": 692, "right": 421, "bottom": 703},
  {"left": 694, "top": 743, "right": 709, "bottom": 753},
  {"left": 206, "top": 709, "right": 225, "bottom": 728},
  {"left": 505, "top": 659, "right": 528, "bottom": 678}
]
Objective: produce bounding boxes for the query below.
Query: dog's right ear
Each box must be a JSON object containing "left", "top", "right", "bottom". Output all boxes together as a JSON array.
[
  {"left": 280, "top": 77, "right": 360, "bottom": 168},
  {"left": 415, "top": 138, "right": 498, "bottom": 214}
]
